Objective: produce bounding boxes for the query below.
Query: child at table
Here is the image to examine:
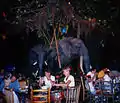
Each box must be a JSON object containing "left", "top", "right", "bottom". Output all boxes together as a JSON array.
[
  {"left": 54, "top": 66, "right": 75, "bottom": 88},
  {"left": 39, "top": 68, "right": 55, "bottom": 89}
]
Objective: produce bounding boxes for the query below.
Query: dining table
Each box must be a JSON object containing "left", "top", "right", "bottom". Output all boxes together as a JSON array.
[
  {"left": 50, "top": 87, "right": 66, "bottom": 103},
  {"left": 35, "top": 85, "right": 66, "bottom": 103}
]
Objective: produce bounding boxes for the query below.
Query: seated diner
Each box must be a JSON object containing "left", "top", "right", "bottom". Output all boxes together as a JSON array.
[{"left": 54, "top": 66, "right": 75, "bottom": 88}]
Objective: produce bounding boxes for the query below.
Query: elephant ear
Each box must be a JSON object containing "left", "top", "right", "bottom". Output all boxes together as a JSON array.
[
  {"left": 59, "top": 38, "right": 73, "bottom": 58},
  {"left": 59, "top": 37, "right": 80, "bottom": 58}
]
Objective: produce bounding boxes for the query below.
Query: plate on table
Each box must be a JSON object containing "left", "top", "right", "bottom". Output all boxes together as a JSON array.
[{"left": 41, "top": 86, "right": 49, "bottom": 89}]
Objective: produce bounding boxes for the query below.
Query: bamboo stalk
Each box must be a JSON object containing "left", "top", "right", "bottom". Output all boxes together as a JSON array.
[
  {"left": 50, "top": 35, "right": 55, "bottom": 48},
  {"left": 81, "top": 76, "right": 85, "bottom": 101},
  {"left": 54, "top": 27, "right": 61, "bottom": 69}
]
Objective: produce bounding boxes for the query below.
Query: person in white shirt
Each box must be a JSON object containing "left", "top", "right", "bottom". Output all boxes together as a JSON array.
[
  {"left": 4, "top": 73, "right": 11, "bottom": 88},
  {"left": 86, "top": 75, "right": 96, "bottom": 94},
  {"left": 103, "top": 70, "right": 111, "bottom": 82},
  {"left": 86, "top": 69, "right": 101, "bottom": 94},
  {"left": 103, "top": 74, "right": 111, "bottom": 82},
  {"left": 54, "top": 66, "right": 75, "bottom": 88},
  {"left": 86, "top": 68, "right": 97, "bottom": 82},
  {"left": 103, "top": 70, "right": 112, "bottom": 90},
  {"left": 41, "top": 68, "right": 55, "bottom": 89}
]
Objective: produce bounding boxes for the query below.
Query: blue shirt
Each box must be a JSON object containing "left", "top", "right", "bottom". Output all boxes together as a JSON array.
[
  {"left": 0, "top": 79, "right": 20, "bottom": 93},
  {"left": 9, "top": 80, "right": 20, "bottom": 92}
]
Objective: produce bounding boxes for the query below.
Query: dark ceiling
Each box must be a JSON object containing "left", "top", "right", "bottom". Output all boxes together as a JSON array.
[{"left": 0, "top": 0, "right": 120, "bottom": 72}]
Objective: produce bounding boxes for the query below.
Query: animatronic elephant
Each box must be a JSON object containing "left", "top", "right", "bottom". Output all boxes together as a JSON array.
[
  {"left": 30, "top": 37, "right": 90, "bottom": 76},
  {"left": 49, "top": 37, "right": 90, "bottom": 73}
]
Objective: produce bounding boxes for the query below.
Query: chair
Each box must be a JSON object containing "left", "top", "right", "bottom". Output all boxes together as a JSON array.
[
  {"left": 101, "top": 81, "right": 115, "bottom": 103},
  {"left": 64, "top": 84, "right": 81, "bottom": 103},
  {"left": 85, "top": 80, "right": 102, "bottom": 103},
  {"left": 19, "top": 80, "right": 29, "bottom": 102},
  {"left": 31, "top": 88, "right": 50, "bottom": 103},
  {"left": 4, "top": 89, "right": 14, "bottom": 103},
  {"left": 114, "top": 79, "right": 120, "bottom": 102},
  {"left": 85, "top": 80, "right": 115, "bottom": 103}
]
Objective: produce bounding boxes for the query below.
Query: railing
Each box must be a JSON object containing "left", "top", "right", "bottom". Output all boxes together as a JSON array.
[{"left": 85, "top": 79, "right": 120, "bottom": 103}]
